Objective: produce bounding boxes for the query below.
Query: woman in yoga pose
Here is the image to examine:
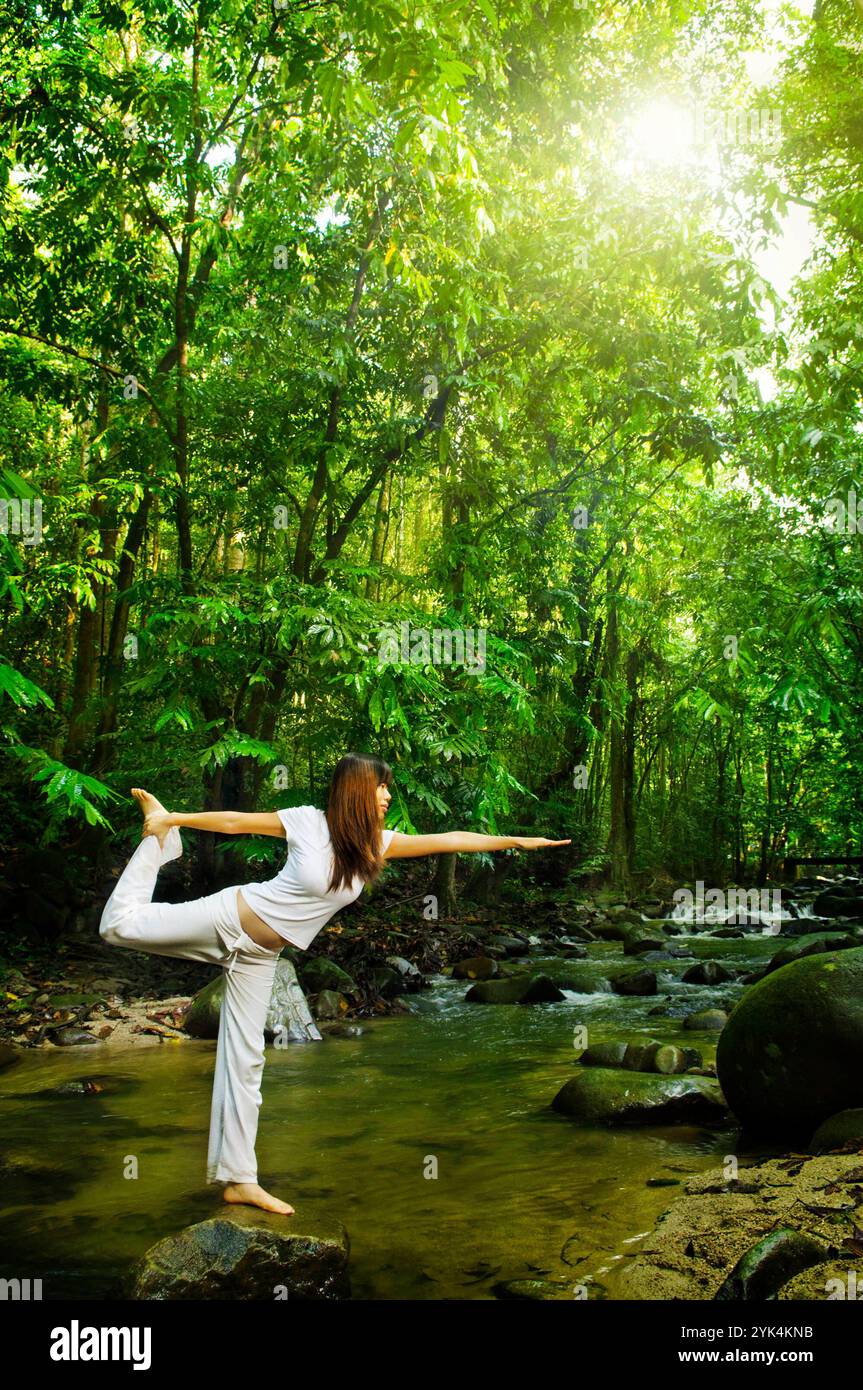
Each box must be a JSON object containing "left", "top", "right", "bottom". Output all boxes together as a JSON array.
[{"left": 99, "top": 752, "right": 570, "bottom": 1215}]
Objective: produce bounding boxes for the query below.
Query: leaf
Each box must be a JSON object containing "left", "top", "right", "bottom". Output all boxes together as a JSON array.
[{"left": 0, "top": 663, "right": 54, "bottom": 710}]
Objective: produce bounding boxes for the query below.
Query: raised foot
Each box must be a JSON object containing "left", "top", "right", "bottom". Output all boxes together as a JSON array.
[
  {"left": 222, "top": 1182, "right": 295, "bottom": 1215},
  {"left": 131, "top": 787, "right": 170, "bottom": 849}
]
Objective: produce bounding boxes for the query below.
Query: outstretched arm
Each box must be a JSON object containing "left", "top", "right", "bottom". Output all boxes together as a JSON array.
[
  {"left": 383, "top": 831, "right": 570, "bottom": 859},
  {"left": 145, "top": 810, "right": 287, "bottom": 838}
]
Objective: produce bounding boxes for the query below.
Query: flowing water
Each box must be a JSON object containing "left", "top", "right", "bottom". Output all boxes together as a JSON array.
[{"left": 0, "top": 929, "right": 802, "bottom": 1300}]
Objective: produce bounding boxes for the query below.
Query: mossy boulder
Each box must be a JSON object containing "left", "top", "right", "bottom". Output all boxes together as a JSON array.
[
  {"left": 551, "top": 1067, "right": 727, "bottom": 1125},
  {"left": 623, "top": 929, "right": 667, "bottom": 956},
  {"left": 715, "top": 946, "right": 863, "bottom": 1139},
  {"left": 808, "top": 1107, "right": 863, "bottom": 1153},
  {"left": 684, "top": 1008, "right": 728, "bottom": 1031},
  {"left": 682, "top": 961, "right": 735, "bottom": 986},
  {"left": 578, "top": 1041, "right": 629, "bottom": 1067},
  {"left": 814, "top": 887, "right": 863, "bottom": 918},
  {"left": 299, "top": 958, "right": 357, "bottom": 995},
  {"left": 313, "top": 989, "right": 348, "bottom": 1019},
  {"left": 465, "top": 974, "right": 564, "bottom": 1005},
  {"left": 761, "top": 933, "right": 858, "bottom": 977},
  {"left": 451, "top": 956, "right": 499, "bottom": 980},
  {"left": 621, "top": 1041, "right": 702, "bottom": 1075},
  {"left": 611, "top": 966, "right": 657, "bottom": 996},
  {"left": 486, "top": 933, "right": 530, "bottom": 957},
  {"left": 124, "top": 1207, "right": 350, "bottom": 1300}
]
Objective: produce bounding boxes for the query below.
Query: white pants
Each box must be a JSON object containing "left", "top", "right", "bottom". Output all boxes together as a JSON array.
[{"left": 98, "top": 827, "right": 282, "bottom": 1185}]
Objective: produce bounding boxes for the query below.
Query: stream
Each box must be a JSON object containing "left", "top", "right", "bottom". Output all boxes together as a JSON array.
[{"left": 0, "top": 918, "right": 807, "bottom": 1300}]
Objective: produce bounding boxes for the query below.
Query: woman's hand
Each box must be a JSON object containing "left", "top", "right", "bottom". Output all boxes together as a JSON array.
[
  {"left": 511, "top": 836, "right": 571, "bottom": 850},
  {"left": 143, "top": 811, "right": 173, "bottom": 841}
]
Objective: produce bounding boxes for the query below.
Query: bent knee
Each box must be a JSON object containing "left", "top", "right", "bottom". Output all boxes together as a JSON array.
[{"left": 99, "top": 913, "right": 135, "bottom": 946}]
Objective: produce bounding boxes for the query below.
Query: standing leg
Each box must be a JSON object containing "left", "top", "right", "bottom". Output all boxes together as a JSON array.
[
  {"left": 99, "top": 826, "right": 293, "bottom": 1213},
  {"left": 207, "top": 944, "right": 280, "bottom": 1184}
]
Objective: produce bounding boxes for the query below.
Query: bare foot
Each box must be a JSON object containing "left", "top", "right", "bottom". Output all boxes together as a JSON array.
[
  {"left": 131, "top": 787, "right": 170, "bottom": 848},
  {"left": 223, "top": 1182, "right": 294, "bottom": 1215}
]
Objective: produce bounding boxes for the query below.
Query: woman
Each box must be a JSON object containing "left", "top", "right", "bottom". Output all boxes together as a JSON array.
[{"left": 99, "top": 752, "right": 570, "bottom": 1215}]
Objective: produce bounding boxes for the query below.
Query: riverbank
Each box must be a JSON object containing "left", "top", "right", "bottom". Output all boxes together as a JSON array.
[{"left": 607, "top": 1147, "right": 863, "bottom": 1300}]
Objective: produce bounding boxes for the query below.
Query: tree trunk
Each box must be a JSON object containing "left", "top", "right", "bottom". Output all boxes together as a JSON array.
[{"left": 434, "top": 853, "right": 457, "bottom": 917}]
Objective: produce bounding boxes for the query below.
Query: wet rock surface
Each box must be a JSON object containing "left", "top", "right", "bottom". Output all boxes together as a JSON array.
[{"left": 124, "top": 1204, "right": 350, "bottom": 1300}]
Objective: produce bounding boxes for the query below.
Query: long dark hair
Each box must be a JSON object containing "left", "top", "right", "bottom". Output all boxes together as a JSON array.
[{"left": 325, "top": 752, "right": 393, "bottom": 893}]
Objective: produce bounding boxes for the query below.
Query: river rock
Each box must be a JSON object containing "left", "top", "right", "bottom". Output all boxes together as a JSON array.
[
  {"left": 582, "top": 1040, "right": 702, "bottom": 1074},
  {"left": 683, "top": 1009, "right": 728, "bottom": 1031},
  {"left": 611, "top": 967, "right": 657, "bottom": 996},
  {"left": 713, "top": 1228, "right": 829, "bottom": 1301},
  {"left": 610, "top": 1151, "right": 862, "bottom": 1300},
  {"left": 299, "top": 958, "right": 357, "bottom": 996},
  {"left": 465, "top": 974, "right": 564, "bottom": 1005},
  {"left": 451, "top": 956, "right": 499, "bottom": 980},
  {"left": 124, "top": 1207, "right": 350, "bottom": 1300},
  {"left": 313, "top": 989, "right": 348, "bottom": 1019},
  {"left": 556, "top": 938, "right": 589, "bottom": 957},
  {"left": 385, "top": 959, "right": 422, "bottom": 983},
  {"left": 814, "top": 888, "right": 863, "bottom": 917},
  {"left": 715, "top": 946, "right": 863, "bottom": 1139},
  {"left": 551, "top": 967, "right": 613, "bottom": 994},
  {"left": 621, "top": 1039, "right": 664, "bottom": 1071},
  {"left": 644, "top": 1043, "right": 703, "bottom": 1075},
  {"left": 559, "top": 924, "right": 597, "bottom": 943},
  {"left": 623, "top": 929, "right": 667, "bottom": 956},
  {"left": 759, "top": 933, "right": 858, "bottom": 978},
  {"left": 486, "top": 933, "right": 530, "bottom": 957},
  {"left": 682, "top": 961, "right": 734, "bottom": 986},
  {"left": 638, "top": 900, "right": 667, "bottom": 918},
  {"left": 577, "top": 1041, "right": 629, "bottom": 1067},
  {"left": 365, "top": 966, "right": 402, "bottom": 998},
  {"left": 606, "top": 906, "right": 644, "bottom": 926},
  {"left": 589, "top": 921, "right": 629, "bottom": 942},
  {"left": 52, "top": 1026, "right": 100, "bottom": 1047},
  {"left": 551, "top": 1067, "right": 727, "bottom": 1125},
  {"left": 808, "top": 1107, "right": 863, "bottom": 1152}
]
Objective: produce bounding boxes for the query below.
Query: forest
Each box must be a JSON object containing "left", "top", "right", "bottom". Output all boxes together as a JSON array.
[{"left": 2, "top": 0, "right": 861, "bottom": 912}]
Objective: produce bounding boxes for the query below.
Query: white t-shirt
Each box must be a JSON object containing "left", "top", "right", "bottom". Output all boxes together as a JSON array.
[{"left": 240, "top": 805, "right": 395, "bottom": 950}]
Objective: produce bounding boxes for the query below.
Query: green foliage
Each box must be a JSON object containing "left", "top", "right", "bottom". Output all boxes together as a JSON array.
[
  {"left": 7, "top": 746, "right": 120, "bottom": 833},
  {"left": 0, "top": 0, "right": 860, "bottom": 889}
]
